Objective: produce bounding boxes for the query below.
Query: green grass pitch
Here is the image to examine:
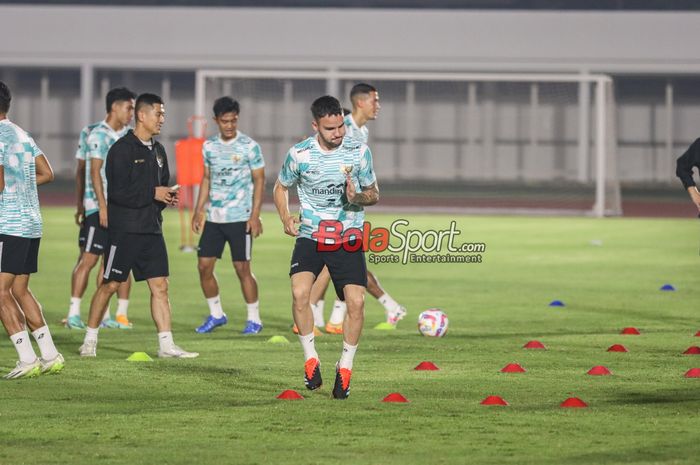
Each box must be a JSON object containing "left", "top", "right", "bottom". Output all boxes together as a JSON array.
[{"left": 1, "top": 208, "right": 700, "bottom": 465}]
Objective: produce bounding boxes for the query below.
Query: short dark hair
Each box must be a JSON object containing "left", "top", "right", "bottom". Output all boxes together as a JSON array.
[
  {"left": 342, "top": 107, "right": 351, "bottom": 116},
  {"left": 105, "top": 87, "right": 136, "bottom": 113},
  {"left": 135, "top": 93, "right": 164, "bottom": 121},
  {"left": 213, "top": 96, "right": 240, "bottom": 117},
  {"left": 350, "top": 83, "right": 377, "bottom": 103},
  {"left": 310, "top": 95, "right": 343, "bottom": 121},
  {"left": 0, "top": 81, "right": 11, "bottom": 114}
]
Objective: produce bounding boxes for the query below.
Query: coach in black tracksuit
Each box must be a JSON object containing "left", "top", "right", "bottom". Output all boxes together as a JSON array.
[{"left": 79, "top": 93, "right": 198, "bottom": 359}]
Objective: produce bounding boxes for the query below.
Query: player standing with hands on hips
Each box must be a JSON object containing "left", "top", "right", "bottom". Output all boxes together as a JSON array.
[
  {"left": 274, "top": 95, "right": 379, "bottom": 399},
  {"left": 79, "top": 93, "right": 198, "bottom": 359}
]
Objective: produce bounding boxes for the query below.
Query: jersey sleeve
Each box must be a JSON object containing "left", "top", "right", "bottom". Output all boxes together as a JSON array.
[
  {"left": 202, "top": 142, "right": 211, "bottom": 168},
  {"left": 87, "top": 131, "right": 109, "bottom": 161},
  {"left": 277, "top": 148, "right": 299, "bottom": 187},
  {"left": 28, "top": 137, "right": 43, "bottom": 158},
  {"left": 75, "top": 128, "right": 88, "bottom": 160},
  {"left": 357, "top": 144, "right": 376, "bottom": 187},
  {"left": 248, "top": 142, "right": 265, "bottom": 170},
  {"left": 0, "top": 141, "right": 5, "bottom": 166}
]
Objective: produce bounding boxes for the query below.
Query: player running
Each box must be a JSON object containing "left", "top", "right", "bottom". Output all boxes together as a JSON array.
[
  {"left": 66, "top": 87, "right": 135, "bottom": 330},
  {"left": 0, "top": 81, "right": 64, "bottom": 379},
  {"left": 308, "top": 83, "right": 406, "bottom": 334},
  {"left": 192, "top": 97, "right": 265, "bottom": 334},
  {"left": 274, "top": 95, "right": 379, "bottom": 399}
]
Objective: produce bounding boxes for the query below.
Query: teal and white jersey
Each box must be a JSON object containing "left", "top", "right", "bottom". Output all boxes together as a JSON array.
[
  {"left": 278, "top": 135, "right": 376, "bottom": 241},
  {"left": 0, "top": 119, "right": 44, "bottom": 238},
  {"left": 75, "top": 121, "right": 101, "bottom": 161},
  {"left": 204, "top": 131, "right": 265, "bottom": 223},
  {"left": 84, "top": 121, "right": 128, "bottom": 216},
  {"left": 344, "top": 114, "right": 369, "bottom": 144}
]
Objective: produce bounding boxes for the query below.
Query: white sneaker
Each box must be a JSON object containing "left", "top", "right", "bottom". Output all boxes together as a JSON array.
[
  {"left": 79, "top": 340, "right": 97, "bottom": 357},
  {"left": 40, "top": 353, "right": 65, "bottom": 374},
  {"left": 386, "top": 306, "right": 407, "bottom": 325},
  {"left": 4, "top": 359, "right": 42, "bottom": 379},
  {"left": 158, "top": 345, "right": 199, "bottom": 359}
]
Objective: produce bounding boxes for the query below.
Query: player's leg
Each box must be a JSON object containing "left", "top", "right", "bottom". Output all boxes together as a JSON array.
[
  {"left": 114, "top": 273, "right": 133, "bottom": 328},
  {"left": 138, "top": 234, "right": 197, "bottom": 359},
  {"left": 0, "top": 235, "right": 41, "bottom": 378},
  {"left": 290, "top": 238, "right": 325, "bottom": 390},
  {"left": 67, "top": 248, "right": 99, "bottom": 329},
  {"left": 324, "top": 241, "right": 368, "bottom": 399},
  {"left": 79, "top": 233, "right": 131, "bottom": 356},
  {"left": 366, "top": 270, "right": 406, "bottom": 325},
  {"left": 229, "top": 222, "right": 262, "bottom": 334},
  {"left": 66, "top": 222, "right": 88, "bottom": 328},
  {"left": 309, "top": 266, "right": 330, "bottom": 329},
  {"left": 11, "top": 273, "right": 63, "bottom": 374},
  {"left": 0, "top": 272, "right": 41, "bottom": 379},
  {"left": 195, "top": 222, "right": 227, "bottom": 333}
]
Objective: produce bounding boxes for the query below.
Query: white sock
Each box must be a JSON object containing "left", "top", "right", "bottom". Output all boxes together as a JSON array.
[
  {"left": 298, "top": 332, "right": 319, "bottom": 361},
  {"left": 328, "top": 299, "right": 347, "bottom": 325},
  {"left": 31, "top": 326, "right": 59, "bottom": 360},
  {"left": 311, "top": 302, "right": 325, "bottom": 327},
  {"left": 68, "top": 297, "right": 81, "bottom": 318},
  {"left": 102, "top": 305, "right": 111, "bottom": 322},
  {"left": 158, "top": 331, "right": 174, "bottom": 352},
  {"left": 378, "top": 293, "right": 400, "bottom": 313},
  {"left": 246, "top": 301, "right": 261, "bottom": 324},
  {"left": 207, "top": 295, "right": 225, "bottom": 319},
  {"left": 10, "top": 331, "right": 37, "bottom": 364},
  {"left": 84, "top": 326, "right": 99, "bottom": 343},
  {"left": 338, "top": 341, "right": 358, "bottom": 370},
  {"left": 116, "top": 299, "right": 129, "bottom": 317}
]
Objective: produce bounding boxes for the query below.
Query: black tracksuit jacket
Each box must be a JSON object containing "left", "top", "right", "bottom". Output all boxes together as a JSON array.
[{"left": 106, "top": 130, "right": 170, "bottom": 234}]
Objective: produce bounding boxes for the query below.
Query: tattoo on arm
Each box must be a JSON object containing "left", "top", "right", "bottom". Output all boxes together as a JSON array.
[{"left": 351, "top": 183, "right": 379, "bottom": 206}]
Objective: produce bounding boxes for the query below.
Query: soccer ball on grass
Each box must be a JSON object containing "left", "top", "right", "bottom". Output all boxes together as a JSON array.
[{"left": 417, "top": 309, "right": 448, "bottom": 337}]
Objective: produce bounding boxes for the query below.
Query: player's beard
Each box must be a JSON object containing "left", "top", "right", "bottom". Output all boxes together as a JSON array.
[{"left": 319, "top": 133, "right": 342, "bottom": 150}]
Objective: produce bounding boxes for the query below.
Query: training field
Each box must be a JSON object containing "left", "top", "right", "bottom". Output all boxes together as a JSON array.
[{"left": 1, "top": 207, "right": 700, "bottom": 465}]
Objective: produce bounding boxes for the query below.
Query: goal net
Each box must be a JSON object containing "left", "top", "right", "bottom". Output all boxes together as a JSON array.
[{"left": 194, "top": 70, "right": 621, "bottom": 217}]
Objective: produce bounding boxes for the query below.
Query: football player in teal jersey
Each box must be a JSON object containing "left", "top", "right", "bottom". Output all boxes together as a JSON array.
[
  {"left": 274, "top": 95, "right": 379, "bottom": 399},
  {"left": 308, "top": 83, "right": 407, "bottom": 334},
  {"left": 0, "top": 81, "right": 64, "bottom": 379},
  {"left": 192, "top": 97, "right": 265, "bottom": 334},
  {"left": 65, "top": 88, "right": 136, "bottom": 330}
]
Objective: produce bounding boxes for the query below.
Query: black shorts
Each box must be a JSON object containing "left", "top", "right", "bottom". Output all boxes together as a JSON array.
[
  {"left": 198, "top": 221, "right": 252, "bottom": 262},
  {"left": 103, "top": 232, "right": 169, "bottom": 282},
  {"left": 289, "top": 237, "right": 367, "bottom": 300},
  {"left": 79, "top": 212, "right": 109, "bottom": 255},
  {"left": 78, "top": 223, "right": 87, "bottom": 248},
  {"left": 0, "top": 234, "right": 40, "bottom": 275}
]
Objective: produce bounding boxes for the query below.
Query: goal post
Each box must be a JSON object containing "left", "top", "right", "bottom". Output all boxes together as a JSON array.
[{"left": 194, "top": 69, "right": 621, "bottom": 217}]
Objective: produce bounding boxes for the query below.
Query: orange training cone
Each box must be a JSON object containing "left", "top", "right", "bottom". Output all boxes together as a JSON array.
[
  {"left": 607, "top": 344, "right": 628, "bottom": 352},
  {"left": 481, "top": 395, "right": 509, "bottom": 406},
  {"left": 523, "top": 340, "right": 546, "bottom": 350},
  {"left": 382, "top": 393, "right": 409, "bottom": 403},
  {"left": 501, "top": 363, "right": 526, "bottom": 373},
  {"left": 560, "top": 397, "right": 588, "bottom": 408},
  {"left": 277, "top": 390, "right": 304, "bottom": 400},
  {"left": 414, "top": 361, "right": 440, "bottom": 371},
  {"left": 587, "top": 365, "right": 612, "bottom": 376},
  {"left": 621, "top": 327, "right": 640, "bottom": 335}
]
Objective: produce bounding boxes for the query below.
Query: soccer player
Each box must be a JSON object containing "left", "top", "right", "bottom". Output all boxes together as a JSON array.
[
  {"left": 79, "top": 93, "right": 198, "bottom": 359},
  {"left": 310, "top": 83, "right": 406, "bottom": 334},
  {"left": 0, "top": 81, "right": 64, "bottom": 378},
  {"left": 191, "top": 97, "right": 265, "bottom": 334},
  {"left": 274, "top": 95, "right": 379, "bottom": 399},
  {"left": 66, "top": 87, "right": 136, "bottom": 330}
]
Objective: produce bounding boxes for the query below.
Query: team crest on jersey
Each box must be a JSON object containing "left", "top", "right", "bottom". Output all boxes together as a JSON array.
[
  {"left": 156, "top": 152, "right": 164, "bottom": 168},
  {"left": 232, "top": 154, "right": 241, "bottom": 163}
]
